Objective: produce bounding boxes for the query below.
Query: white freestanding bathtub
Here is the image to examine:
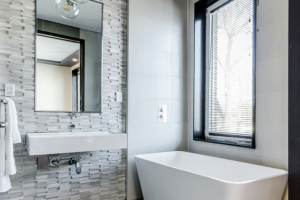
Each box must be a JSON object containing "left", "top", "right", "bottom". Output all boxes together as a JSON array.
[{"left": 135, "top": 151, "right": 288, "bottom": 200}]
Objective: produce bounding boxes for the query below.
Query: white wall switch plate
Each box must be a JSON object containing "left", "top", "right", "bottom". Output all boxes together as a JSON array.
[
  {"left": 158, "top": 105, "right": 167, "bottom": 122},
  {"left": 116, "top": 91, "right": 122, "bottom": 102},
  {"left": 159, "top": 105, "right": 166, "bottom": 112},
  {"left": 5, "top": 83, "right": 15, "bottom": 97}
]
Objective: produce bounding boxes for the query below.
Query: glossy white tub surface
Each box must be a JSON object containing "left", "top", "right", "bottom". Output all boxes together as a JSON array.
[{"left": 135, "top": 151, "right": 288, "bottom": 200}]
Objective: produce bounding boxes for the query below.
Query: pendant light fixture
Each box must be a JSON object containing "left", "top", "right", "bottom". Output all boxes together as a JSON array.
[
  {"left": 75, "top": 0, "right": 89, "bottom": 4},
  {"left": 55, "top": 0, "right": 80, "bottom": 19}
]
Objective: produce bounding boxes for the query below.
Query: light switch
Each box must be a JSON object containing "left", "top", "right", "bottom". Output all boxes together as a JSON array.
[
  {"left": 5, "top": 83, "right": 15, "bottom": 97},
  {"left": 158, "top": 105, "right": 167, "bottom": 122},
  {"left": 116, "top": 91, "right": 122, "bottom": 102}
]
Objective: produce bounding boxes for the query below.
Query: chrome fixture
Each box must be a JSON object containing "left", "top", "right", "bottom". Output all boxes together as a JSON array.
[
  {"left": 0, "top": 99, "right": 8, "bottom": 104},
  {"left": 70, "top": 113, "right": 77, "bottom": 119},
  {"left": 0, "top": 99, "right": 8, "bottom": 129},
  {"left": 69, "top": 157, "right": 77, "bottom": 165},
  {"left": 70, "top": 124, "right": 76, "bottom": 129},
  {"left": 0, "top": 122, "right": 7, "bottom": 128},
  {"left": 49, "top": 157, "right": 60, "bottom": 166},
  {"left": 69, "top": 153, "right": 82, "bottom": 174}
]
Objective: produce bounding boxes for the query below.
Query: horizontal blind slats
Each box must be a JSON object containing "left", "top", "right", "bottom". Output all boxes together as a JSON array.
[{"left": 208, "top": 0, "right": 254, "bottom": 136}]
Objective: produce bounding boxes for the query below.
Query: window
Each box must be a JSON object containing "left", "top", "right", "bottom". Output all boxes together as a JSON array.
[{"left": 194, "top": 0, "right": 256, "bottom": 148}]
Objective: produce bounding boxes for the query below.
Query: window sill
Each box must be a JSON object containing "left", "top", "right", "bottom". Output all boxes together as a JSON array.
[{"left": 193, "top": 137, "right": 256, "bottom": 149}]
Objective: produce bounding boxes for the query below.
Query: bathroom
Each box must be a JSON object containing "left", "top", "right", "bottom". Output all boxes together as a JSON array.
[{"left": 0, "top": 0, "right": 294, "bottom": 199}]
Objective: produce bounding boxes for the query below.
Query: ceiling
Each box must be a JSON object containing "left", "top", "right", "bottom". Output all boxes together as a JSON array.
[
  {"left": 37, "top": 0, "right": 103, "bottom": 33},
  {"left": 37, "top": 35, "right": 80, "bottom": 67}
]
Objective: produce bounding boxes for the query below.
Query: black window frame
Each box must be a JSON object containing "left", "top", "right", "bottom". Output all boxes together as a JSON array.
[{"left": 193, "top": 0, "right": 257, "bottom": 149}]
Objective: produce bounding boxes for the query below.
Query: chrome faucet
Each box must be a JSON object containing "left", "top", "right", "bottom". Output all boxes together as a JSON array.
[
  {"left": 69, "top": 113, "right": 77, "bottom": 119},
  {"left": 69, "top": 152, "right": 82, "bottom": 174}
]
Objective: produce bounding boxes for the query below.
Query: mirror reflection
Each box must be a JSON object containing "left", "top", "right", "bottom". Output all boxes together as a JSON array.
[{"left": 35, "top": 0, "right": 103, "bottom": 112}]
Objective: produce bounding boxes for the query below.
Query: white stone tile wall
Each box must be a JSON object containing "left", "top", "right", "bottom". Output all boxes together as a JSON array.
[{"left": 0, "top": 0, "right": 128, "bottom": 199}]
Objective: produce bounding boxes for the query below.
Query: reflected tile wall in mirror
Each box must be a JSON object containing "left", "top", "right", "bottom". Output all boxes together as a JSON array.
[{"left": 35, "top": 0, "right": 103, "bottom": 113}]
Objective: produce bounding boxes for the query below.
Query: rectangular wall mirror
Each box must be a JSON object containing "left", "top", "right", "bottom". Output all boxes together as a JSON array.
[{"left": 35, "top": 0, "right": 103, "bottom": 113}]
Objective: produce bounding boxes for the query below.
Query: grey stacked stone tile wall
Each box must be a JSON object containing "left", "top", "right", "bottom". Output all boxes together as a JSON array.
[{"left": 0, "top": 0, "right": 127, "bottom": 199}]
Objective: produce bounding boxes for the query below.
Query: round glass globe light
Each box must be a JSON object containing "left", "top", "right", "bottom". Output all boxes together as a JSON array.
[
  {"left": 76, "top": 0, "right": 89, "bottom": 4},
  {"left": 55, "top": 0, "right": 80, "bottom": 19}
]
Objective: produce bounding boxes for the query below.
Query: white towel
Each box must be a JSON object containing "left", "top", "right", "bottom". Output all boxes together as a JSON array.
[
  {"left": 0, "top": 97, "right": 21, "bottom": 193},
  {"left": 6, "top": 98, "right": 21, "bottom": 144}
]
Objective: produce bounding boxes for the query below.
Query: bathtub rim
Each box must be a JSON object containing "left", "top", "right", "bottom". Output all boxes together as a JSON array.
[{"left": 135, "top": 151, "right": 288, "bottom": 185}]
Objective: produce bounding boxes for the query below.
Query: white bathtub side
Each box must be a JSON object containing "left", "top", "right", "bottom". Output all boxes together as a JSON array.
[
  {"left": 135, "top": 151, "right": 287, "bottom": 183},
  {"left": 135, "top": 153, "right": 288, "bottom": 200}
]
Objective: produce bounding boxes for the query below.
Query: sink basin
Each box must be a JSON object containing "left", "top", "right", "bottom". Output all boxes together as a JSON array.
[{"left": 26, "top": 132, "right": 127, "bottom": 156}]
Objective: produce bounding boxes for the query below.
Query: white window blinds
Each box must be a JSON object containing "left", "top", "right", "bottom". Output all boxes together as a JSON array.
[{"left": 208, "top": 0, "right": 255, "bottom": 136}]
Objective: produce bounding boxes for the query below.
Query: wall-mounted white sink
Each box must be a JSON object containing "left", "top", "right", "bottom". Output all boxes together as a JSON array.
[{"left": 26, "top": 132, "right": 127, "bottom": 156}]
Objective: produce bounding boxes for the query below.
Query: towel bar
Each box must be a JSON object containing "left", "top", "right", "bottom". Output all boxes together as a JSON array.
[
  {"left": 0, "top": 100, "right": 8, "bottom": 128},
  {"left": 0, "top": 99, "right": 8, "bottom": 104},
  {"left": 0, "top": 122, "right": 7, "bottom": 128}
]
